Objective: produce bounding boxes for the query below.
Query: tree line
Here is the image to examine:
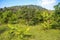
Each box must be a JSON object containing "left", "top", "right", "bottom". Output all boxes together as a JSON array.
[{"left": 0, "top": 3, "right": 60, "bottom": 29}]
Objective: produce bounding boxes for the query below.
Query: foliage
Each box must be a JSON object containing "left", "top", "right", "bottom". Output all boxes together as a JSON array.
[{"left": 0, "top": 4, "right": 60, "bottom": 40}]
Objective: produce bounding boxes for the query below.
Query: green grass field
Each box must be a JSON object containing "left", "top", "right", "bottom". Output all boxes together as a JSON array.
[{"left": 0, "top": 24, "right": 60, "bottom": 40}]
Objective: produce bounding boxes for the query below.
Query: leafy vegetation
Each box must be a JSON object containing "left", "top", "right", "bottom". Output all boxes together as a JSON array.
[{"left": 0, "top": 3, "right": 60, "bottom": 40}]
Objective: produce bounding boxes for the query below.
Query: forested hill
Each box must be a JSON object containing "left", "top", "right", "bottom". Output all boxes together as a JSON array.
[
  {"left": 0, "top": 5, "right": 47, "bottom": 12},
  {"left": 9, "top": 5, "right": 46, "bottom": 9},
  {"left": 0, "top": 5, "right": 53, "bottom": 25}
]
